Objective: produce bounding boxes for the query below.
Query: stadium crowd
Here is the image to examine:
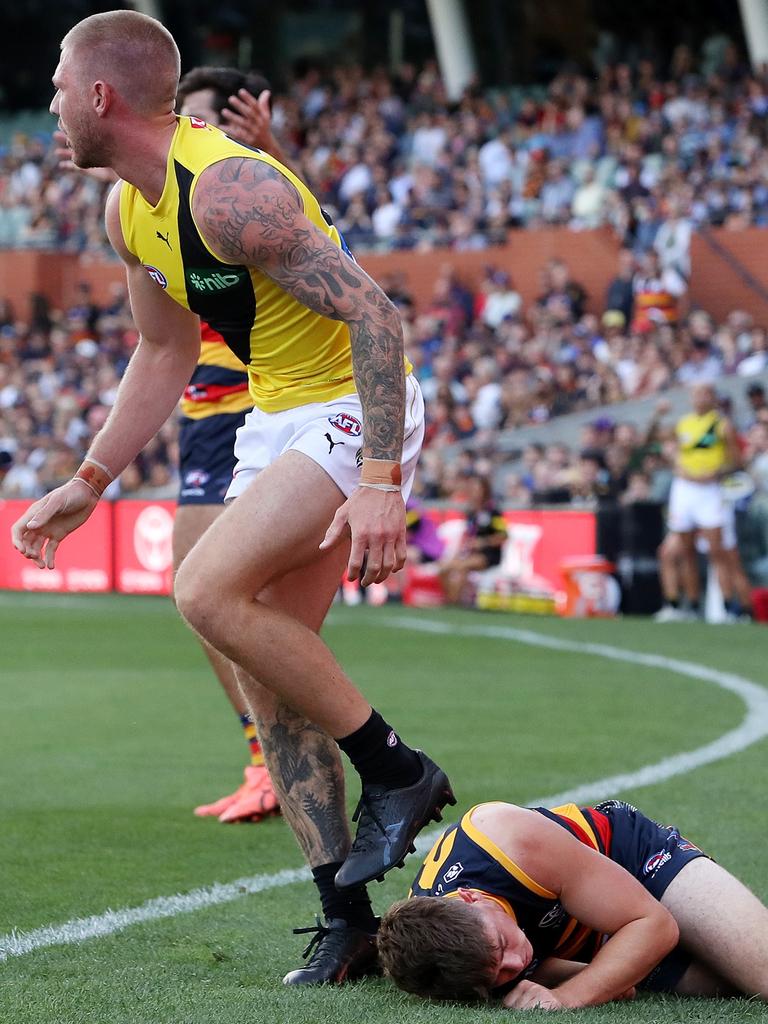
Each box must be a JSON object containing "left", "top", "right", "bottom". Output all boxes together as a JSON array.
[
  {"left": 2, "top": 256, "right": 768, "bottom": 517},
  {"left": 3, "top": 35, "right": 768, "bottom": 574},
  {"left": 2, "top": 38, "right": 768, "bottom": 254}
]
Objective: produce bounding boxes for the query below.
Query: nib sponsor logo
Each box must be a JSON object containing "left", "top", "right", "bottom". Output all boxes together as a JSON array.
[{"left": 186, "top": 268, "right": 248, "bottom": 293}]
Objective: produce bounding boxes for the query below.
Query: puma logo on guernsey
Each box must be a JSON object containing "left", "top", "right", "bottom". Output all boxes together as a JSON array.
[
  {"left": 156, "top": 230, "right": 172, "bottom": 250},
  {"left": 186, "top": 268, "right": 248, "bottom": 292}
]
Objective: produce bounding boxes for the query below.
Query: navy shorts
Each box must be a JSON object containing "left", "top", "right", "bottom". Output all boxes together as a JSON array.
[
  {"left": 596, "top": 799, "right": 710, "bottom": 993},
  {"left": 178, "top": 411, "right": 248, "bottom": 506}
]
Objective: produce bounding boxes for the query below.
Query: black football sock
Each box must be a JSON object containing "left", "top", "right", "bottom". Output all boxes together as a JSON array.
[
  {"left": 337, "top": 709, "right": 422, "bottom": 790},
  {"left": 311, "top": 862, "right": 377, "bottom": 930}
]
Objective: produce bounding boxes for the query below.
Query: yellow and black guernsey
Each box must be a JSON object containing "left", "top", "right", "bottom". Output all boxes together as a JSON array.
[
  {"left": 119, "top": 116, "right": 357, "bottom": 413},
  {"left": 410, "top": 803, "right": 614, "bottom": 971},
  {"left": 676, "top": 410, "right": 728, "bottom": 479}
]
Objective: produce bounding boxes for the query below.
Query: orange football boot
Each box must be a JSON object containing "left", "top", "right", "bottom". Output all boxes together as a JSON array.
[{"left": 194, "top": 765, "right": 281, "bottom": 822}]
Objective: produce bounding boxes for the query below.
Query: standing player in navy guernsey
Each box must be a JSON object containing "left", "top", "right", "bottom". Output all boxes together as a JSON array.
[
  {"left": 174, "top": 69, "right": 286, "bottom": 825},
  {"left": 379, "top": 799, "right": 768, "bottom": 1009},
  {"left": 13, "top": 10, "right": 454, "bottom": 986}
]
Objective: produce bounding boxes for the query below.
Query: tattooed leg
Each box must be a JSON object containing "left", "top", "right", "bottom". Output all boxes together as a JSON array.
[
  {"left": 243, "top": 679, "right": 350, "bottom": 866},
  {"left": 237, "top": 538, "right": 352, "bottom": 865}
]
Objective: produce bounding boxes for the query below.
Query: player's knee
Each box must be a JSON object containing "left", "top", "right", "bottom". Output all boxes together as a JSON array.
[{"left": 174, "top": 557, "right": 220, "bottom": 638}]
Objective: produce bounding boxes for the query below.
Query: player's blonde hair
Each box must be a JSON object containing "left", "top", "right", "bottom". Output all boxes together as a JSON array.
[
  {"left": 378, "top": 897, "right": 496, "bottom": 1001},
  {"left": 62, "top": 10, "right": 180, "bottom": 114}
]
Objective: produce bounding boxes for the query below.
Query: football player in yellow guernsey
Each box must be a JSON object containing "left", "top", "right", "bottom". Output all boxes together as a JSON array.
[
  {"left": 379, "top": 799, "right": 768, "bottom": 1010},
  {"left": 12, "top": 9, "right": 454, "bottom": 985},
  {"left": 52, "top": 68, "right": 284, "bottom": 825},
  {"left": 655, "top": 383, "right": 742, "bottom": 621}
]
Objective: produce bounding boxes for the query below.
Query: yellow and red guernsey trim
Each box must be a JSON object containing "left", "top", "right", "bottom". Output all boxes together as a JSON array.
[{"left": 180, "top": 321, "right": 252, "bottom": 420}]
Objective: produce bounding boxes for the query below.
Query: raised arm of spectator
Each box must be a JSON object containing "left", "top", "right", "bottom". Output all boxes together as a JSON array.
[
  {"left": 220, "top": 89, "right": 302, "bottom": 180},
  {"left": 722, "top": 417, "right": 743, "bottom": 474},
  {"left": 11, "top": 183, "right": 201, "bottom": 569},
  {"left": 643, "top": 398, "right": 671, "bottom": 446}
]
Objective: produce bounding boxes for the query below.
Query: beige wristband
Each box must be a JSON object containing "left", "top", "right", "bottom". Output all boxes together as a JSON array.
[
  {"left": 74, "top": 459, "right": 114, "bottom": 498},
  {"left": 360, "top": 457, "right": 402, "bottom": 488}
]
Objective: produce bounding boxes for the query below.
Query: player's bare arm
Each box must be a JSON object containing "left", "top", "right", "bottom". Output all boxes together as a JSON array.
[
  {"left": 722, "top": 419, "right": 742, "bottom": 474},
  {"left": 192, "top": 157, "right": 407, "bottom": 585},
  {"left": 12, "top": 184, "right": 201, "bottom": 568},
  {"left": 471, "top": 804, "right": 679, "bottom": 1010}
]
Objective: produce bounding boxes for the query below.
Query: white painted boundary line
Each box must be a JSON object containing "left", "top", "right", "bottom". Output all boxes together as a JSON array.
[
  {"left": 3, "top": 617, "right": 767, "bottom": 963},
  {"left": 382, "top": 615, "right": 768, "bottom": 807},
  {"left": 0, "top": 869, "right": 311, "bottom": 962}
]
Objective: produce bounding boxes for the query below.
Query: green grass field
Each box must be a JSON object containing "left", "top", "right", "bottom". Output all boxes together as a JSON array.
[{"left": 1, "top": 592, "right": 767, "bottom": 1024}]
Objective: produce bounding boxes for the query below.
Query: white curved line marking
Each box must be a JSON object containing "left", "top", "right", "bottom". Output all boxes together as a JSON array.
[
  {"left": 2, "top": 617, "right": 767, "bottom": 963},
  {"left": 381, "top": 616, "right": 768, "bottom": 807}
]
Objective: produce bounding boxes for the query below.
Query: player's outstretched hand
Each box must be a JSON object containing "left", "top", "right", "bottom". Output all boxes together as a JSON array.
[
  {"left": 220, "top": 89, "right": 275, "bottom": 150},
  {"left": 11, "top": 480, "right": 99, "bottom": 569},
  {"left": 320, "top": 487, "right": 407, "bottom": 587},
  {"left": 502, "top": 981, "right": 566, "bottom": 1011}
]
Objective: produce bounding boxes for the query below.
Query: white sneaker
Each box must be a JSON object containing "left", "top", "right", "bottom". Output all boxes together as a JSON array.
[{"left": 654, "top": 605, "right": 687, "bottom": 622}]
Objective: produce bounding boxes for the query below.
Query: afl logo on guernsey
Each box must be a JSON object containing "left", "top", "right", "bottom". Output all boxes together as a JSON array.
[
  {"left": 143, "top": 265, "right": 168, "bottom": 289},
  {"left": 189, "top": 116, "right": 208, "bottom": 129},
  {"left": 328, "top": 412, "right": 362, "bottom": 437}
]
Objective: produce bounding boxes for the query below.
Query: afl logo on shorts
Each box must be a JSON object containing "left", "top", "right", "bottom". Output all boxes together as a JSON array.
[
  {"left": 144, "top": 265, "right": 168, "bottom": 289},
  {"left": 184, "top": 470, "right": 210, "bottom": 488},
  {"left": 328, "top": 412, "right": 362, "bottom": 437},
  {"left": 643, "top": 850, "right": 672, "bottom": 876}
]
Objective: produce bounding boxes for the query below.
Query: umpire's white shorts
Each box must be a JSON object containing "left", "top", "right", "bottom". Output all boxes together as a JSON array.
[
  {"left": 668, "top": 477, "right": 726, "bottom": 534},
  {"left": 226, "top": 373, "right": 424, "bottom": 502}
]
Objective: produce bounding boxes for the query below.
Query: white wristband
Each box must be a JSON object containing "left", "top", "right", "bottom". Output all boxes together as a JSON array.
[
  {"left": 359, "top": 482, "right": 401, "bottom": 493},
  {"left": 72, "top": 476, "right": 102, "bottom": 498},
  {"left": 85, "top": 457, "right": 115, "bottom": 481}
]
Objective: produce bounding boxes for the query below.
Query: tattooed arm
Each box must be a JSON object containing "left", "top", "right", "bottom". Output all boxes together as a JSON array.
[{"left": 192, "top": 156, "right": 408, "bottom": 585}]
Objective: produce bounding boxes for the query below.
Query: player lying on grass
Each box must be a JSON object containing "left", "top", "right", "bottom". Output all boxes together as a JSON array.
[{"left": 378, "top": 798, "right": 768, "bottom": 1010}]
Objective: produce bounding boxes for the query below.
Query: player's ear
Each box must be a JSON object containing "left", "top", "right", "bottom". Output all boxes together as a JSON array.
[{"left": 457, "top": 888, "right": 479, "bottom": 904}]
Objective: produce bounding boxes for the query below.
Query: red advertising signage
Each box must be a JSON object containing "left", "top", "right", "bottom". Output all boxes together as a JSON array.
[
  {"left": 113, "top": 500, "right": 175, "bottom": 595},
  {"left": 0, "top": 500, "right": 112, "bottom": 592},
  {"left": 436, "top": 509, "right": 596, "bottom": 592},
  {"left": 1, "top": 499, "right": 595, "bottom": 599}
]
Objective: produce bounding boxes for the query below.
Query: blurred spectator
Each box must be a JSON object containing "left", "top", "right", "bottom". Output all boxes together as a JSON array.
[
  {"left": 4, "top": 45, "right": 768, "bottom": 258},
  {"left": 604, "top": 249, "right": 636, "bottom": 324},
  {"left": 438, "top": 475, "right": 507, "bottom": 604}
]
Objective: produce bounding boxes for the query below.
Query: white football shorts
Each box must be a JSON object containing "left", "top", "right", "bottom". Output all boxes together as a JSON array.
[
  {"left": 667, "top": 477, "right": 726, "bottom": 534},
  {"left": 226, "top": 373, "right": 425, "bottom": 502}
]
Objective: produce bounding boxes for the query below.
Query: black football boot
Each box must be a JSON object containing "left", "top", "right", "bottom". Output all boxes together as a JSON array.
[
  {"left": 334, "top": 750, "right": 455, "bottom": 891},
  {"left": 282, "top": 916, "right": 379, "bottom": 985}
]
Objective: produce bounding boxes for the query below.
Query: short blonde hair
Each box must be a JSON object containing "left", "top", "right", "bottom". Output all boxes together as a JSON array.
[{"left": 62, "top": 10, "right": 180, "bottom": 113}]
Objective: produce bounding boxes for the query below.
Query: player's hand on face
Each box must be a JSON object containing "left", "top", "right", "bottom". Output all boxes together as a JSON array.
[
  {"left": 320, "top": 488, "right": 407, "bottom": 587},
  {"left": 502, "top": 981, "right": 565, "bottom": 1011},
  {"left": 11, "top": 480, "right": 99, "bottom": 569},
  {"left": 220, "top": 89, "right": 274, "bottom": 149}
]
